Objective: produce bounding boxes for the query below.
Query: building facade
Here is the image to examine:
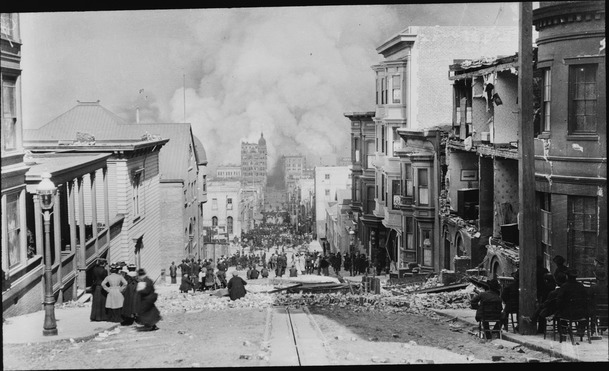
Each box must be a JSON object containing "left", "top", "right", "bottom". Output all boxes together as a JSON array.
[
  {"left": 533, "top": 1, "right": 606, "bottom": 277},
  {"left": 241, "top": 133, "right": 267, "bottom": 188},
  {"left": 313, "top": 166, "right": 351, "bottom": 239},
  {"left": 202, "top": 180, "right": 242, "bottom": 244},
  {"left": 367, "top": 26, "right": 519, "bottom": 274}
]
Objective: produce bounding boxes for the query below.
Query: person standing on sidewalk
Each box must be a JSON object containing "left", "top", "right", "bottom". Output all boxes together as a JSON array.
[
  {"left": 90, "top": 259, "right": 109, "bottom": 322},
  {"left": 102, "top": 264, "right": 128, "bottom": 323},
  {"left": 169, "top": 262, "right": 177, "bottom": 284},
  {"left": 121, "top": 264, "right": 139, "bottom": 326},
  {"left": 136, "top": 268, "right": 161, "bottom": 331}
]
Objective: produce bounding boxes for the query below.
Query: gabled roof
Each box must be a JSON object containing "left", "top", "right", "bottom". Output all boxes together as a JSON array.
[{"left": 24, "top": 101, "right": 201, "bottom": 182}]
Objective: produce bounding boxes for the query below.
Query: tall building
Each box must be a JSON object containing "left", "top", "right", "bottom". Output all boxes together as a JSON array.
[
  {"left": 365, "top": 26, "right": 519, "bottom": 274},
  {"left": 241, "top": 133, "right": 268, "bottom": 188},
  {"left": 533, "top": 1, "right": 606, "bottom": 277}
]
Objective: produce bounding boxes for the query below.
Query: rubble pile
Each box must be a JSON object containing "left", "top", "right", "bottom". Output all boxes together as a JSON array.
[
  {"left": 157, "top": 290, "right": 276, "bottom": 313},
  {"left": 384, "top": 275, "right": 443, "bottom": 294},
  {"left": 273, "top": 283, "right": 476, "bottom": 317}
]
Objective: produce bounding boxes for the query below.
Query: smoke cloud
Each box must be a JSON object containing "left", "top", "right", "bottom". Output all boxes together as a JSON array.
[{"left": 20, "top": 4, "right": 517, "bottom": 175}]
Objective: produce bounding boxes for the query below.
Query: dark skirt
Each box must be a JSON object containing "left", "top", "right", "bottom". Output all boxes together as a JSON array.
[
  {"left": 121, "top": 282, "right": 138, "bottom": 318},
  {"left": 171, "top": 276, "right": 177, "bottom": 284},
  {"left": 90, "top": 285, "right": 108, "bottom": 321},
  {"left": 107, "top": 308, "right": 123, "bottom": 322},
  {"left": 138, "top": 294, "right": 161, "bottom": 327}
]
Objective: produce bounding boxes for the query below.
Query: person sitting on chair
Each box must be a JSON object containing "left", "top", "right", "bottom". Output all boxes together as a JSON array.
[
  {"left": 471, "top": 279, "right": 503, "bottom": 339},
  {"left": 523, "top": 273, "right": 564, "bottom": 333},
  {"left": 556, "top": 268, "right": 589, "bottom": 337}
]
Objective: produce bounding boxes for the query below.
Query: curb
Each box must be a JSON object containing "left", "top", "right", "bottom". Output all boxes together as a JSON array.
[{"left": 431, "top": 310, "right": 580, "bottom": 362}]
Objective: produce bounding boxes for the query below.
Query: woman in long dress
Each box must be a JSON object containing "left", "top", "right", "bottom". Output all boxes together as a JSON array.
[
  {"left": 136, "top": 269, "right": 161, "bottom": 331},
  {"left": 90, "top": 260, "right": 108, "bottom": 321},
  {"left": 101, "top": 265, "right": 127, "bottom": 322},
  {"left": 121, "top": 264, "right": 139, "bottom": 325}
]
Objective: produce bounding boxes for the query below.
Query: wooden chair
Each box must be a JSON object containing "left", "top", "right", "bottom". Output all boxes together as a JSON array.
[
  {"left": 505, "top": 310, "right": 518, "bottom": 333},
  {"left": 591, "top": 303, "right": 608, "bottom": 336},
  {"left": 479, "top": 316, "right": 503, "bottom": 340},
  {"left": 543, "top": 315, "right": 557, "bottom": 341},
  {"left": 558, "top": 317, "right": 591, "bottom": 344}
]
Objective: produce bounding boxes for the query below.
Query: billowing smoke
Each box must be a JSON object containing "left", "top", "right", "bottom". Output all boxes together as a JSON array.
[
  {"left": 267, "top": 156, "right": 286, "bottom": 189},
  {"left": 163, "top": 6, "right": 402, "bottom": 173}
]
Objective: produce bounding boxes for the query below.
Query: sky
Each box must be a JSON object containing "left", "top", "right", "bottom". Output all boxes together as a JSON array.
[{"left": 19, "top": 3, "right": 519, "bottom": 172}]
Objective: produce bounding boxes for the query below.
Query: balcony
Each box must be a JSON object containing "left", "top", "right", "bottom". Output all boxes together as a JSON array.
[{"left": 394, "top": 195, "right": 413, "bottom": 209}]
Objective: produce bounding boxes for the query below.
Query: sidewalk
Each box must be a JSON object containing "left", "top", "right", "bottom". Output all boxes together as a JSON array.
[
  {"left": 2, "top": 305, "right": 119, "bottom": 345},
  {"left": 433, "top": 308, "right": 609, "bottom": 363}
]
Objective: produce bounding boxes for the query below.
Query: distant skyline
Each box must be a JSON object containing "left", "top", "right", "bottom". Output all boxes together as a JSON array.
[{"left": 18, "top": 3, "right": 519, "bottom": 170}]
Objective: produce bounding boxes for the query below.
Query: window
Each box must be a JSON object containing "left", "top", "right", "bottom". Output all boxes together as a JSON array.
[
  {"left": 418, "top": 168, "right": 429, "bottom": 205},
  {"left": 325, "top": 174, "right": 330, "bottom": 180},
  {"left": 212, "top": 198, "right": 218, "bottom": 210},
  {"left": 391, "top": 126, "right": 401, "bottom": 156},
  {"left": 392, "top": 74, "right": 401, "bottom": 103},
  {"left": 391, "top": 179, "right": 401, "bottom": 210},
  {"left": 2, "top": 76, "right": 17, "bottom": 152},
  {"left": 380, "top": 77, "right": 385, "bottom": 104},
  {"left": 0, "top": 13, "right": 18, "bottom": 40},
  {"left": 381, "top": 174, "right": 385, "bottom": 202},
  {"left": 376, "top": 75, "right": 380, "bottom": 105},
  {"left": 542, "top": 69, "right": 551, "bottom": 132},
  {"left": 366, "top": 140, "right": 375, "bottom": 168},
  {"left": 354, "top": 137, "right": 360, "bottom": 162},
  {"left": 325, "top": 189, "right": 330, "bottom": 196},
  {"left": 227, "top": 198, "right": 233, "bottom": 210},
  {"left": 366, "top": 186, "right": 375, "bottom": 214},
  {"left": 132, "top": 171, "right": 143, "bottom": 219},
  {"left": 539, "top": 192, "right": 552, "bottom": 269},
  {"left": 6, "top": 193, "right": 21, "bottom": 268},
  {"left": 569, "top": 64, "right": 597, "bottom": 133},
  {"left": 384, "top": 76, "right": 388, "bottom": 104},
  {"left": 212, "top": 216, "right": 218, "bottom": 227},
  {"left": 404, "top": 163, "right": 413, "bottom": 197},
  {"left": 568, "top": 196, "right": 597, "bottom": 276},
  {"left": 381, "top": 126, "right": 385, "bottom": 154},
  {"left": 421, "top": 229, "right": 432, "bottom": 266},
  {"left": 227, "top": 216, "right": 233, "bottom": 235}
]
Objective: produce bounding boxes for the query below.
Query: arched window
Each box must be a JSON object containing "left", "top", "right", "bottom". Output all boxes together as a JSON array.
[
  {"left": 212, "top": 216, "right": 218, "bottom": 227},
  {"left": 227, "top": 216, "right": 233, "bottom": 235}
]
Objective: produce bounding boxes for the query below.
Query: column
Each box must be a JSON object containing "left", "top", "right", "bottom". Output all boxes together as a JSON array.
[
  {"left": 103, "top": 167, "right": 110, "bottom": 230},
  {"left": 77, "top": 177, "right": 87, "bottom": 291},
  {"left": 33, "top": 194, "right": 43, "bottom": 263},
  {"left": 53, "top": 188, "right": 63, "bottom": 304},
  {"left": 90, "top": 171, "right": 98, "bottom": 254},
  {"left": 68, "top": 180, "right": 78, "bottom": 299}
]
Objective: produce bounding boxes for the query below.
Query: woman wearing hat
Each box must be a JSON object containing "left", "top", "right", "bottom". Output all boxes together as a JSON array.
[
  {"left": 101, "top": 264, "right": 128, "bottom": 322},
  {"left": 121, "top": 264, "right": 139, "bottom": 326},
  {"left": 136, "top": 269, "right": 161, "bottom": 331},
  {"left": 227, "top": 271, "right": 247, "bottom": 301}
]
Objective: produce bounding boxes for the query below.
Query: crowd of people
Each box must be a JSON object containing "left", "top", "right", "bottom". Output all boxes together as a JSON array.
[
  {"left": 470, "top": 254, "right": 607, "bottom": 339},
  {"left": 90, "top": 259, "right": 161, "bottom": 331}
]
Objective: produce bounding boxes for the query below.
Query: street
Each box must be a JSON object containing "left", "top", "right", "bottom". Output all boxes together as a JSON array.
[{"left": 3, "top": 276, "right": 563, "bottom": 369}]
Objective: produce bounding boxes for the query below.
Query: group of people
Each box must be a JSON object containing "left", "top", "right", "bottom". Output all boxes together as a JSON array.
[
  {"left": 90, "top": 259, "right": 161, "bottom": 332},
  {"left": 471, "top": 254, "right": 607, "bottom": 339},
  {"left": 171, "top": 258, "right": 228, "bottom": 294}
]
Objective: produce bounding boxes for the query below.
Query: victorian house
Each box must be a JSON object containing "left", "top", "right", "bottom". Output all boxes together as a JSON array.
[{"left": 532, "top": 1, "right": 606, "bottom": 277}]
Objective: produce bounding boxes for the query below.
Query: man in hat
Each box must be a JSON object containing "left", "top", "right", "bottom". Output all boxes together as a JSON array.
[
  {"left": 556, "top": 268, "right": 588, "bottom": 336},
  {"left": 501, "top": 270, "right": 520, "bottom": 331},
  {"left": 470, "top": 279, "right": 503, "bottom": 339},
  {"left": 552, "top": 255, "right": 568, "bottom": 285}
]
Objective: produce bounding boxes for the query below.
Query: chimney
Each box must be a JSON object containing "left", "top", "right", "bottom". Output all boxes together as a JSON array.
[{"left": 136, "top": 107, "right": 140, "bottom": 123}]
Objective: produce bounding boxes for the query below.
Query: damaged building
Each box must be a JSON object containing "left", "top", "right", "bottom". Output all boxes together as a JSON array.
[{"left": 443, "top": 54, "right": 521, "bottom": 277}]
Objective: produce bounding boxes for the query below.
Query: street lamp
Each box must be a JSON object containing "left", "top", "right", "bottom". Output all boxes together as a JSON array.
[
  {"left": 38, "top": 172, "right": 58, "bottom": 336},
  {"left": 348, "top": 228, "right": 356, "bottom": 277}
]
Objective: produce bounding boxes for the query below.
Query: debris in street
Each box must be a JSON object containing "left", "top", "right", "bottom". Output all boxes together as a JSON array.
[
  {"left": 239, "top": 354, "right": 253, "bottom": 360},
  {"left": 491, "top": 355, "right": 504, "bottom": 362}
]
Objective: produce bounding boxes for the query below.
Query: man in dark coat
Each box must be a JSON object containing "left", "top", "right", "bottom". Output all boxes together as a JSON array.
[
  {"left": 250, "top": 266, "right": 260, "bottom": 279},
  {"left": 136, "top": 268, "right": 161, "bottom": 331},
  {"left": 470, "top": 279, "right": 503, "bottom": 339},
  {"left": 90, "top": 259, "right": 109, "bottom": 321},
  {"left": 556, "top": 268, "right": 589, "bottom": 335},
  {"left": 227, "top": 271, "right": 247, "bottom": 301},
  {"left": 169, "top": 262, "right": 177, "bottom": 284}
]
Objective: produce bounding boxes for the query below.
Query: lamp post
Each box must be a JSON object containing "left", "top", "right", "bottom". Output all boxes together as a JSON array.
[
  {"left": 348, "top": 228, "right": 355, "bottom": 277},
  {"left": 38, "top": 172, "right": 58, "bottom": 336}
]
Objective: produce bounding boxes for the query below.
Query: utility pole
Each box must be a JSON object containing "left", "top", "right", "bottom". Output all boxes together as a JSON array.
[{"left": 518, "top": 1, "right": 537, "bottom": 335}]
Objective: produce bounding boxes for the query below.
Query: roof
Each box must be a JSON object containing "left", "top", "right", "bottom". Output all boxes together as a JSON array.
[
  {"left": 449, "top": 54, "right": 519, "bottom": 80},
  {"left": 25, "top": 153, "right": 112, "bottom": 190},
  {"left": 24, "top": 101, "right": 199, "bottom": 182}
]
